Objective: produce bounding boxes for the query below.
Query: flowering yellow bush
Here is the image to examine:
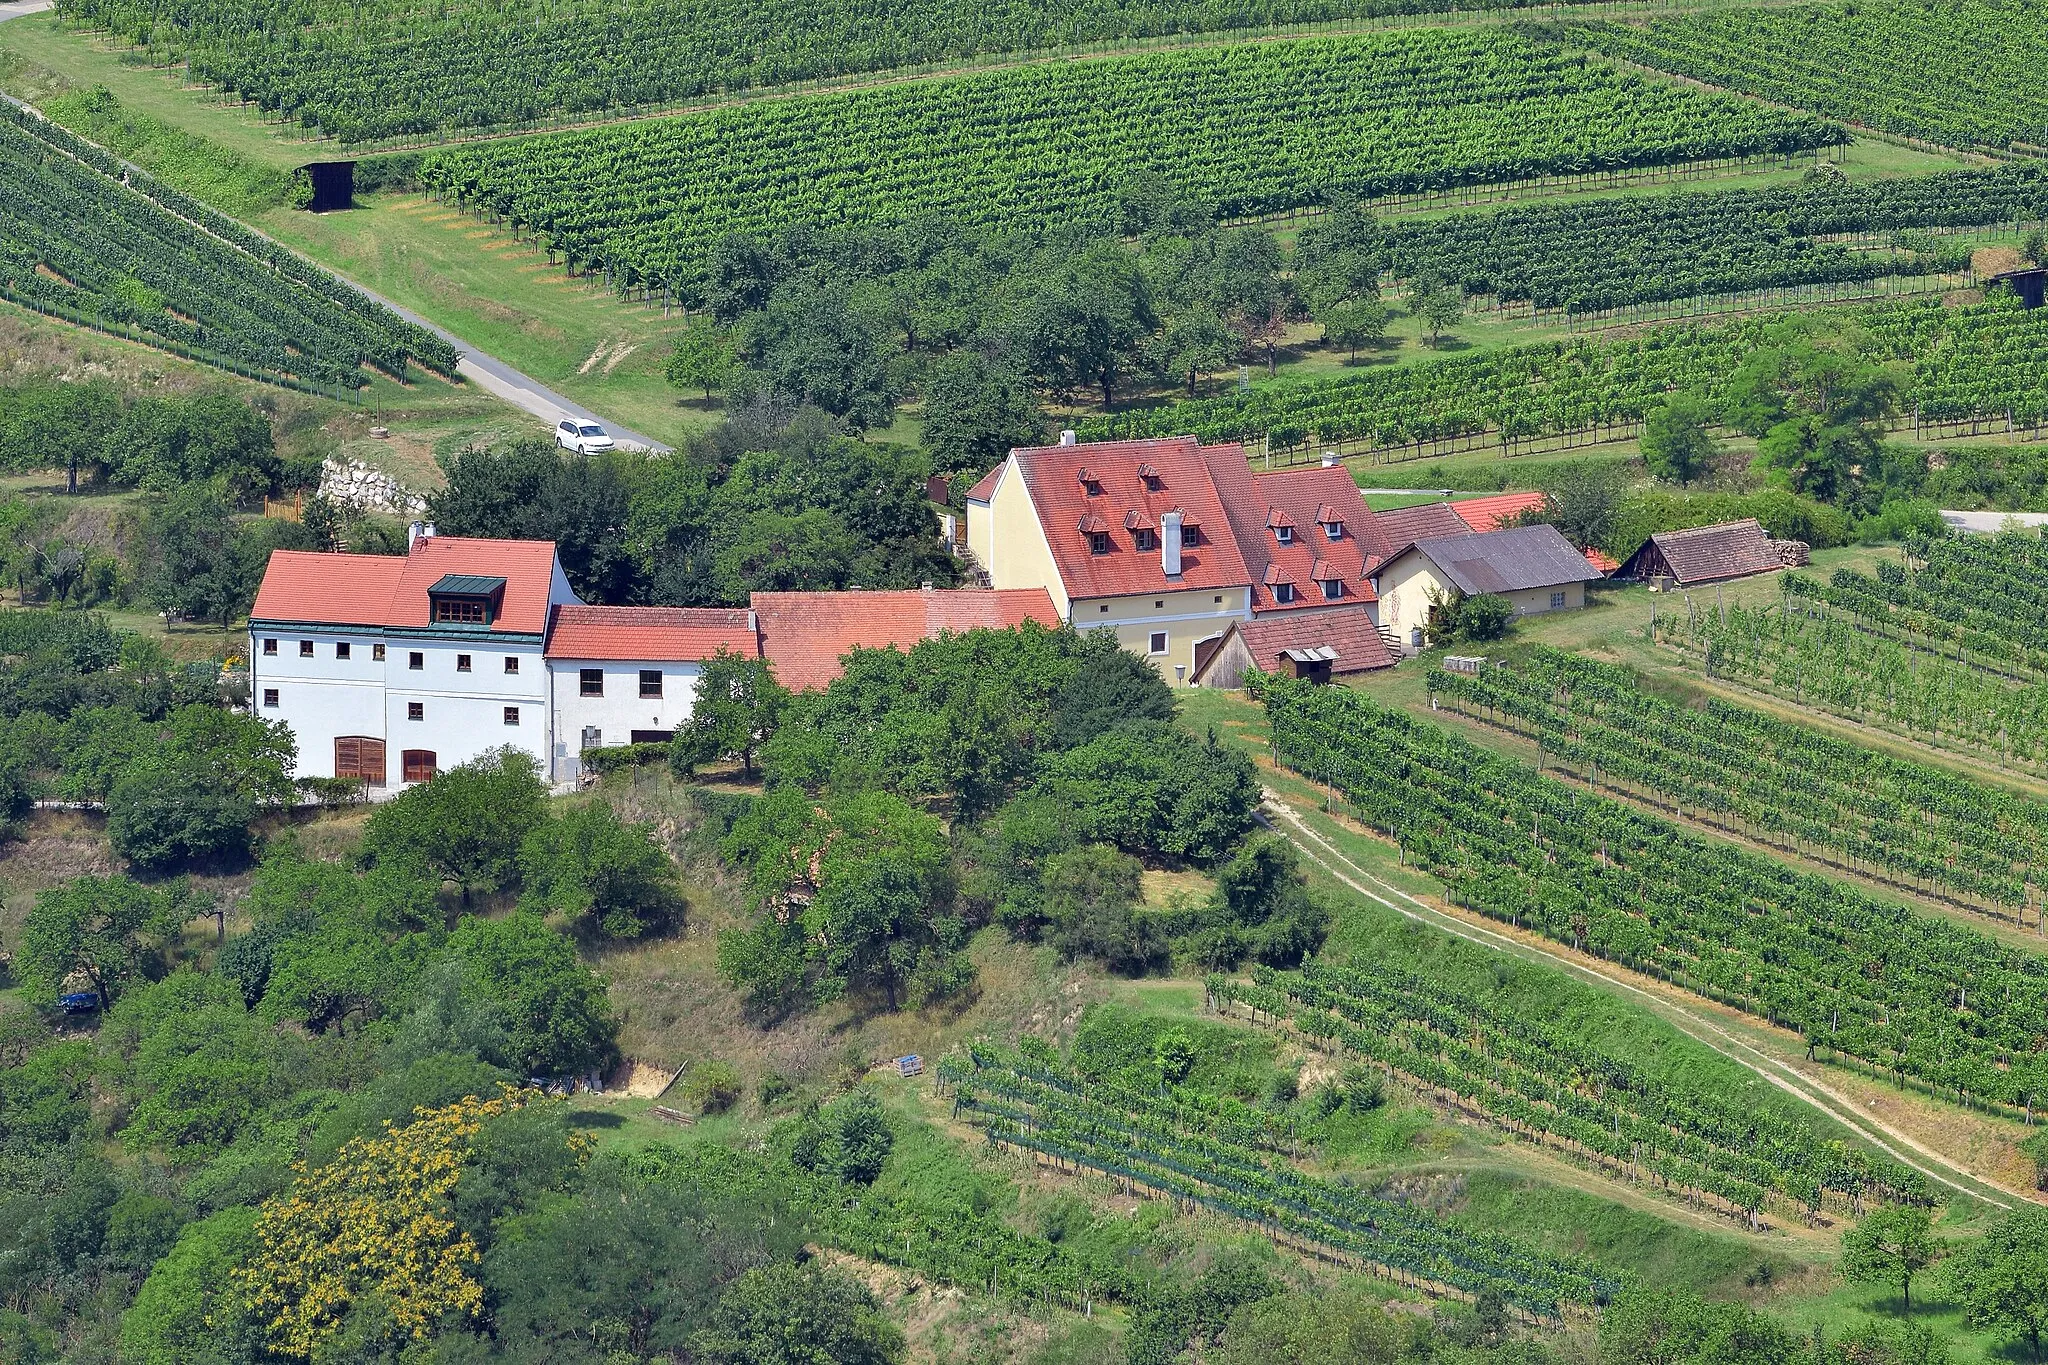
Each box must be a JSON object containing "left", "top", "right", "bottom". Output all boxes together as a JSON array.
[{"left": 235, "top": 1088, "right": 572, "bottom": 1359}]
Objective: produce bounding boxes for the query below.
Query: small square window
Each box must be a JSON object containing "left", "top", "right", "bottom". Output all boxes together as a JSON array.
[
  {"left": 408, "top": 702, "right": 424, "bottom": 721},
  {"left": 1133, "top": 529, "right": 1156, "bottom": 551},
  {"left": 1148, "top": 631, "right": 1168, "bottom": 655},
  {"left": 639, "top": 670, "right": 663, "bottom": 698},
  {"left": 1099, "top": 604, "right": 1110, "bottom": 614},
  {"left": 1154, "top": 600, "right": 1164, "bottom": 609},
  {"left": 1322, "top": 580, "right": 1342, "bottom": 600},
  {"left": 372, "top": 644, "right": 386, "bottom": 661},
  {"left": 262, "top": 688, "right": 279, "bottom": 708},
  {"left": 456, "top": 653, "right": 472, "bottom": 673},
  {"left": 1275, "top": 582, "right": 1296, "bottom": 604},
  {"left": 409, "top": 652, "right": 424, "bottom": 671},
  {"left": 580, "top": 668, "right": 604, "bottom": 697},
  {"left": 504, "top": 656, "right": 519, "bottom": 674},
  {"left": 1550, "top": 591, "right": 1567, "bottom": 610},
  {"left": 262, "top": 638, "right": 277, "bottom": 656},
  {"left": 298, "top": 640, "right": 314, "bottom": 657},
  {"left": 1181, "top": 526, "right": 1200, "bottom": 547},
  {"left": 335, "top": 642, "right": 351, "bottom": 660},
  {"left": 1214, "top": 595, "right": 1222, "bottom": 604},
  {"left": 1325, "top": 521, "right": 1344, "bottom": 540},
  {"left": 503, "top": 706, "right": 520, "bottom": 726}
]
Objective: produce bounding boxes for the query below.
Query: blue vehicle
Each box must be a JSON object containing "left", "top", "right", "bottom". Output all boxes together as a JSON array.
[{"left": 57, "top": 991, "right": 101, "bottom": 1014}]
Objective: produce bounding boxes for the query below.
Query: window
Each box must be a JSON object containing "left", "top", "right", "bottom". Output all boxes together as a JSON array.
[
  {"left": 1153, "top": 600, "right": 1164, "bottom": 609},
  {"left": 1275, "top": 525, "right": 1294, "bottom": 544},
  {"left": 299, "top": 640, "right": 314, "bottom": 657},
  {"left": 1321, "top": 580, "right": 1342, "bottom": 600},
  {"left": 402, "top": 750, "right": 437, "bottom": 783},
  {"left": 372, "top": 644, "right": 386, "bottom": 661},
  {"left": 1148, "top": 631, "right": 1168, "bottom": 655},
  {"left": 639, "top": 670, "right": 663, "bottom": 698},
  {"left": 503, "top": 706, "right": 520, "bottom": 726},
  {"left": 1099, "top": 604, "right": 1110, "bottom": 613},
  {"left": 1180, "top": 525, "right": 1201, "bottom": 547},
  {"left": 1214, "top": 595, "right": 1223, "bottom": 604},
  {"left": 503, "top": 656, "right": 519, "bottom": 674},
  {"left": 408, "top": 702, "right": 424, "bottom": 721},
  {"left": 408, "top": 651, "right": 424, "bottom": 670},
  {"left": 262, "top": 688, "right": 279, "bottom": 708},
  {"left": 335, "top": 642, "right": 350, "bottom": 660},
  {"left": 432, "top": 596, "right": 487, "bottom": 624},
  {"left": 1274, "top": 582, "right": 1296, "bottom": 604},
  {"left": 456, "top": 653, "right": 472, "bottom": 672},
  {"left": 1088, "top": 531, "right": 1111, "bottom": 555},
  {"left": 262, "top": 638, "right": 277, "bottom": 656},
  {"left": 580, "top": 668, "right": 604, "bottom": 697},
  {"left": 1133, "top": 528, "right": 1156, "bottom": 551},
  {"left": 1549, "top": 591, "right": 1567, "bottom": 610},
  {"left": 580, "top": 726, "right": 603, "bottom": 752},
  {"left": 1324, "top": 520, "right": 1344, "bottom": 540}
]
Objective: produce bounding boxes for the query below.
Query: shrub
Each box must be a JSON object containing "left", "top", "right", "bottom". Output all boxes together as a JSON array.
[{"left": 682, "top": 1060, "right": 745, "bottom": 1115}]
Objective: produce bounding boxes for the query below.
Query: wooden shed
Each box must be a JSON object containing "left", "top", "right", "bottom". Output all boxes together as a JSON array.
[
  {"left": 1192, "top": 606, "right": 1393, "bottom": 688},
  {"left": 1616, "top": 519, "right": 1785, "bottom": 587}
]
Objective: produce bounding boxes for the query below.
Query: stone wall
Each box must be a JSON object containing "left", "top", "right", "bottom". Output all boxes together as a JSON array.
[{"left": 318, "top": 456, "right": 427, "bottom": 517}]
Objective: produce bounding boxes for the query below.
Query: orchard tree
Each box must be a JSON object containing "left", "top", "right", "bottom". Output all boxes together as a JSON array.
[
  {"left": 447, "top": 913, "right": 620, "bottom": 1076},
  {"left": 17, "top": 875, "right": 191, "bottom": 1006},
  {"left": 1727, "top": 331, "right": 1899, "bottom": 504},
  {"left": 1292, "top": 197, "right": 1383, "bottom": 314},
  {"left": 361, "top": 747, "right": 549, "bottom": 902},
  {"left": 1322, "top": 299, "right": 1389, "bottom": 358},
  {"left": 1411, "top": 277, "right": 1464, "bottom": 348},
  {"left": 919, "top": 350, "right": 1045, "bottom": 468},
  {"left": 694, "top": 1263, "right": 902, "bottom": 1365},
  {"left": 1943, "top": 1208, "right": 2048, "bottom": 1361},
  {"left": 1842, "top": 1204, "right": 1942, "bottom": 1312},
  {"left": 667, "top": 325, "right": 738, "bottom": 402},
  {"left": 671, "top": 649, "right": 789, "bottom": 777},
  {"left": 520, "top": 800, "right": 684, "bottom": 940},
  {"left": 1642, "top": 396, "right": 1722, "bottom": 485}
]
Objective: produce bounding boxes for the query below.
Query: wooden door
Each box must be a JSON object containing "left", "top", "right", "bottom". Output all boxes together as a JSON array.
[
  {"left": 334, "top": 737, "right": 386, "bottom": 785},
  {"left": 402, "top": 749, "right": 438, "bottom": 783}
]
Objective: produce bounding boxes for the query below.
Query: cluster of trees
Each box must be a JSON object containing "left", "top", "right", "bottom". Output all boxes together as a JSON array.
[
  {"left": 662, "top": 194, "right": 1393, "bottom": 471},
  {"left": 426, "top": 412, "right": 956, "bottom": 604},
  {"left": 0, "top": 610, "right": 291, "bottom": 864},
  {"left": 672, "top": 623, "right": 1325, "bottom": 1015},
  {"left": 0, "top": 377, "right": 290, "bottom": 497}
]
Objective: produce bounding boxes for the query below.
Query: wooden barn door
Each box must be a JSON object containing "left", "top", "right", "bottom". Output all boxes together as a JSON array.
[
  {"left": 334, "top": 737, "right": 386, "bottom": 785},
  {"left": 401, "top": 749, "right": 438, "bottom": 783}
]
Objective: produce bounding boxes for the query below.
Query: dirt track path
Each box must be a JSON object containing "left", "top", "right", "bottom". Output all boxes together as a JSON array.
[{"left": 1258, "top": 788, "right": 2029, "bottom": 1213}]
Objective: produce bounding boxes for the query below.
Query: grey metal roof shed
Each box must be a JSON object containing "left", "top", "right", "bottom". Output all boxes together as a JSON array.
[{"left": 1396, "top": 525, "right": 1600, "bottom": 596}]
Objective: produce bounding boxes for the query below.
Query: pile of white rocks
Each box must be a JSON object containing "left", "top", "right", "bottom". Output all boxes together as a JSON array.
[{"left": 318, "top": 456, "right": 427, "bottom": 517}]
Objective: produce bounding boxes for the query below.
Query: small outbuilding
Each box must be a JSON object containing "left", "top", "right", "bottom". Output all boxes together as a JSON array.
[
  {"left": 1374, "top": 524, "right": 1600, "bottom": 654},
  {"left": 1615, "top": 519, "right": 1786, "bottom": 587},
  {"left": 1192, "top": 606, "right": 1393, "bottom": 688}
]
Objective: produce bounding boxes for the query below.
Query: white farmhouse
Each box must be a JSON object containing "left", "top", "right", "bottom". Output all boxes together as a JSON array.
[{"left": 247, "top": 528, "right": 757, "bottom": 788}]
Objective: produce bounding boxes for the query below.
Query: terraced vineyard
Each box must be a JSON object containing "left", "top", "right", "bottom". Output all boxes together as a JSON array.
[
  {"left": 1566, "top": 0, "right": 2048, "bottom": 153},
  {"left": 947, "top": 1041, "right": 1621, "bottom": 1314},
  {"left": 417, "top": 29, "right": 1842, "bottom": 302},
  {"left": 1382, "top": 165, "right": 2048, "bottom": 315},
  {"left": 1259, "top": 674, "right": 2048, "bottom": 1116},
  {"left": 1212, "top": 962, "right": 1925, "bottom": 1222},
  {"left": 1806, "top": 536, "right": 2048, "bottom": 676},
  {"left": 0, "top": 105, "right": 456, "bottom": 390},
  {"left": 1428, "top": 647, "right": 2048, "bottom": 921},
  {"left": 1080, "top": 295, "right": 2048, "bottom": 449},
  {"left": 54, "top": 0, "right": 1748, "bottom": 144}
]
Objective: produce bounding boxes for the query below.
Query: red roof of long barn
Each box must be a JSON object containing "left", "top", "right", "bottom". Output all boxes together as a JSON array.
[
  {"left": 751, "top": 588, "right": 1061, "bottom": 691},
  {"left": 1451, "top": 491, "right": 1550, "bottom": 533},
  {"left": 546, "top": 606, "right": 759, "bottom": 661}
]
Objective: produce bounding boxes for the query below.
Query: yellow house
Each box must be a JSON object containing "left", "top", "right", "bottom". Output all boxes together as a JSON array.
[
  {"left": 1374, "top": 525, "right": 1599, "bottom": 653},
  {"left": 966, "top": 434, "right": 1256, "bottom": 684}
]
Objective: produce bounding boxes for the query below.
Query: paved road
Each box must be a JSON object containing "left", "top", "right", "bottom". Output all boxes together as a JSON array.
[
  {"left": 1942, "top": 509, "right": 2048, "bottom": 535},
  {"left": 0, "top": 2, "right": 55, "bottom": 18},
  {"left": 0, "top": 64, "right": 672, "bottom": 452}
]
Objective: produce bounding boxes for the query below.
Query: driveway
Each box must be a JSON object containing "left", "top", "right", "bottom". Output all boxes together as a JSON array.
[{"left": 1941, "top": 509, "right": 2048, "bottom": 535}]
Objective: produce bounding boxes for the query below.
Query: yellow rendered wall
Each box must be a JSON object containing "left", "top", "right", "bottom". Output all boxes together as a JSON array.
[
  {"left": 1074, "top": 587, "right": 1250, "bottom": 685},
  {"left": 975, "top": 458, "right": 1072, "bottom": 616}
]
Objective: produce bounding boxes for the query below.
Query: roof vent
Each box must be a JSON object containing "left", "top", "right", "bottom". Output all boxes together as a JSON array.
[
  {"left": 1059, "top": 429, "right": 1078, "bottom": 446},
  {"left": 1322, "top": 450, "right": 1338, "bottom": 468}
]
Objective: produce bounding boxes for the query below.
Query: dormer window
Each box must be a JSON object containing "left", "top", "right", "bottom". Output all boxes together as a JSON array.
[
  {"left": 1268, "top": 508, "right": 1297, "bottom": 544},
  {"left": 1078, "top": 512, "right": 1111, "bottom": 554},
  {"left": 1316, "top": 503, "right": 1345, "bottom": 540},
  {"left": 1180, "top": 524, "right": 1201, "bottom": 548},
  {"left": 1274, "top": 581, "right": 1296, "bottom": 604},
  {"left": 1133, "top": 528, "right": 1157, "bottom": 551},
  {"left": 1138, "top": 462, "right": 1163, "bottom": 491},
  {"left": 1324, "top": 520, "right": 1344, "bottom": 540},
  {"left": 1089, "top": 531, "right": 1111, "bottom": 555},
  {"left": 1321, "top": 579, "right": 1342, "bottom": 600},
  {"left": 427, "top": 574, "right": 505, "bottom": 627},
  {"left": 1077, "top": 466, "right": 1102, "bottom": 495},
  {"left": 1275, "top": 525, "right": 1294, "bottom": 545}
]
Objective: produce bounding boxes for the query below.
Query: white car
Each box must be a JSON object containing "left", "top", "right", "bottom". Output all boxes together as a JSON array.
[{"left": 555, "top": 418, "right": 616, "bottom": 454}]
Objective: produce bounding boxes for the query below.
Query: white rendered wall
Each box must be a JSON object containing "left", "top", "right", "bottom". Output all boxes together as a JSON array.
[
  {"left": 249, "top": 627, "right": 393, "bottom": 780},
  {"left": 384, "top": 637, "right": 550, "bottom": 776},
  {"left": 547, "top": 659, "right": 706, "bottom": 778}
]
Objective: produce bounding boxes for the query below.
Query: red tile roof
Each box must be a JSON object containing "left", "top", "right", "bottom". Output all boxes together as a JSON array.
[
  {"left": 965, "top": 465, "right": 1004, "bottom": 503},
  {"left": 1010, "top": 437, "right": 1251, "bottom": 600},
  {"left": 546, "top": 606, "right": 758, "bottom": 661},
  {"left": 1217, "top": 607, "right": 1395, "bottom": 679},
  {"left": 251, "top": 551, "right": 407, "bottom": 628},
  {"left": 1371, "top": 501, "right": 1471, "bottom": 549},
  {"left": 751, "top": 588, "right": 1061, "bottom": 691},
  {"left": 1583, "top": 547, "right": 1621, "bottom": 575},
  {"left": 1451, "top": 491, "right": 1550, "bottom": 533},
  {"left": 1209, "top": 458, "right": 1384, "bottom": 613},
  {"left": 386, "top": 536, "right": 562, "bottom": 634}
]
